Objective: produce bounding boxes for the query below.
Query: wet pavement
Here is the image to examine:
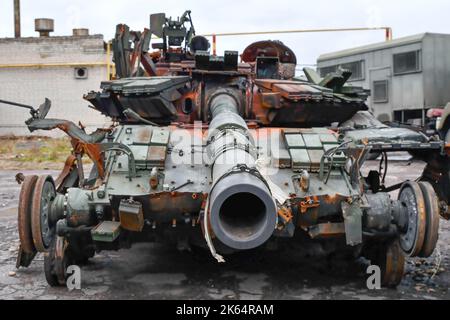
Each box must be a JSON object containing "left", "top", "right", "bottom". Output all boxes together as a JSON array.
[{"left": 0, "top": 162, "right": 449, "bottom": 300}]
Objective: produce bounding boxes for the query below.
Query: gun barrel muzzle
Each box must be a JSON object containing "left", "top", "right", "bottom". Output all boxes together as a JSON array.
[{"left": 207, "top": 89, "right": 277, "bottom": 250}]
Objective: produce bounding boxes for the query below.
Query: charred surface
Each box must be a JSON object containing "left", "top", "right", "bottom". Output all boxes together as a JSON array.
[{"left": 4, "top": 10, "right": 448, "bottom": 288}]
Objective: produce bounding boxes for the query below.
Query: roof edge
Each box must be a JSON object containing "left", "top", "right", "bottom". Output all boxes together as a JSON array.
[
  {"left": 0, "top": 34, "right": 104, "bottom": 43},
  {"left": 317, "top": 32, "right": 449, "bottom": 62}
]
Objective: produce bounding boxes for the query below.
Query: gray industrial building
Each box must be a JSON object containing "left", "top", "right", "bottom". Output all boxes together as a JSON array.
[
  {"left": 0, "top": 19, "right": 110, "bottom": 137},
  {"left": 317, "top": 33, "right": 450, "bottom": 124}
]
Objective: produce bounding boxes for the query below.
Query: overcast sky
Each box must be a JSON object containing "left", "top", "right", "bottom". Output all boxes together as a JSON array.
[{"left": 1, "top": 0, "right": 449, "bottom": 66}]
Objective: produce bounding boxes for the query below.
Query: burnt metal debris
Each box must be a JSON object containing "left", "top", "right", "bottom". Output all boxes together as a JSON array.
[{"left": 2, "top": 10, "right": 450, "bottom": 288}]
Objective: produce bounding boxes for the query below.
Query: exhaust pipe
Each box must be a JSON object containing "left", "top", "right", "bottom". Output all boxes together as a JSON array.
[{"left": 207, "top": 89, "right": 277, "bottom": 250}]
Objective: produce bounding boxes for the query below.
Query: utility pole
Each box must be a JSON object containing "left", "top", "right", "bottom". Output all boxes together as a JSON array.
[{"left": 14, "top": 0, "right": 21, "bottom": 38}]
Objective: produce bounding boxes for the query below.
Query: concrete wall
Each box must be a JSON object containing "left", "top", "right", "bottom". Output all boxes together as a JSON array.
[{"left": 0, "top": 35, "right": 111, "bottom": 137}]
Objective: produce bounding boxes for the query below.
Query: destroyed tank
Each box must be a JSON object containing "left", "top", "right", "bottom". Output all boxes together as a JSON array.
[{"left": 5, "top": 10, "right": 450, "bottom": 288}]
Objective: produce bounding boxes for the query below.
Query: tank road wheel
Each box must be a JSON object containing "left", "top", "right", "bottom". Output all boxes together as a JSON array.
[
  {"left": 418, "top": 182, "right": 440, "bottom": 258},
  {"left": 44, "top": 237, "right": 60, "bottom": 286},
  {"left": 18, "top": 175, "right": 39, "bottom": 254},
  {"left": 44, "top": 236, "right": 72, "bottom": 287},
  {"left": 16, "top": 176, "right": 39, "bottom": 268},
  {"left": 372, "top": 240, "right": 405, "bottom": 288},
  {"left": 31, "top": 176, "right": 57, "bottom": 253},
  {"left": 398, "top": 181, "right": 426, "bottom": 257}
]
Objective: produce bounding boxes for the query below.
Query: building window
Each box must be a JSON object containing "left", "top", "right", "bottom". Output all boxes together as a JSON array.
[
  {"left": 393, "top": 50, "right": 421, "bottom": 75},
  {"left": 319, "top": 65, "right": 337, "bottom": 77},
  {"left": 341, "top": 61, "right": 364, "bottom": 81},
  {"left": 319, "top": 60, "right": 364, "bottom": 81},
  {"left": 373, "top": 80, "right": 389, "bottom": 103}
]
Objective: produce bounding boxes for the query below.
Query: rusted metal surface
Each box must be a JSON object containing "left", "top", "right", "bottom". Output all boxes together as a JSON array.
[
  {"left": 10, "top": 10, "right": 449, "bottom": 289},
  {"left": 251, "top": 79, "right": 366, "bottom": 126},
  {"left": 15, "top": 245, "right": 36, "bottom": 269},
  {"left": 30, "top": 176, "right": 56, "bottom": 253},
  {"left": 380, "top": 240, "right": 405, "bottom": 288},
  {"left": 18, "top": 175, "right": 38, "bottom": 254},
  {"left": 54, "top": 236, "right": 70, "bottom": 285},
  {"left": 76, "top": 142, "right": 105, "bottom": 179},
  {"left": 55, "top": 155, "right": 77, "bottom": 191},
  {"left": 277, "top": 207, "right": 293, "bottom": 223},
  {"left": 149, "top": 167, "right": 159, "bottom": 190},
  {"left": 420, "top": 152, "right": 450, "bottom": 212},
  {"left": 443, "top": 206, "right": 450, "bottom": 220},
  {"left": 308, "top": 223, "right": 345, "bottom": 239},
  {"left": 26, "top": 118, "right": 110, "bottom": 144},
  {"left": 299, "top": 196, "right": 321, "bottom": 214},
  {"left": 241, "top": 40, "right": 297, "bottom": 65},
  {"left": 418, "top": 182, "right": 440, "bottom": 258},
  {"left": 398, "top": 182, "right": 426, "bottom": 257},
  {"left": 146, "top": 192, "right": 204, "bottom": 222},
  {"left": 147, "top": 145, "right": 167, "bottom": 168},
  {"left": 119, "top": 200, "right": 145, "bottom": 232}
]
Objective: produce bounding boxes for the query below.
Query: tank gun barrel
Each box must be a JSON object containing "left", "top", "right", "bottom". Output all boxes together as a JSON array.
[{"left": 207, "top": 89, "right": 277, "bottom": 250}]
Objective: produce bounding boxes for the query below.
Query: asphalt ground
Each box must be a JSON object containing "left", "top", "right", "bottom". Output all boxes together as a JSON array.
[{"left": 0, "top": 161, "right": 449, "bottom": 300}]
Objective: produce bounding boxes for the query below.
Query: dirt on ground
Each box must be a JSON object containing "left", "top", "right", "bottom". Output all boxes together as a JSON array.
[{"left": 0, "top": 136, "right": 72, "bottom": 170}]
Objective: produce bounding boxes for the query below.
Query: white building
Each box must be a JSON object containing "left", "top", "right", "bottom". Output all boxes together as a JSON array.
[
  {"left": 317, "top": 33, "right": 450, "bottom": 124},
  {"left": 0, "top": 28, "right": 110, "bottom": 136}
]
